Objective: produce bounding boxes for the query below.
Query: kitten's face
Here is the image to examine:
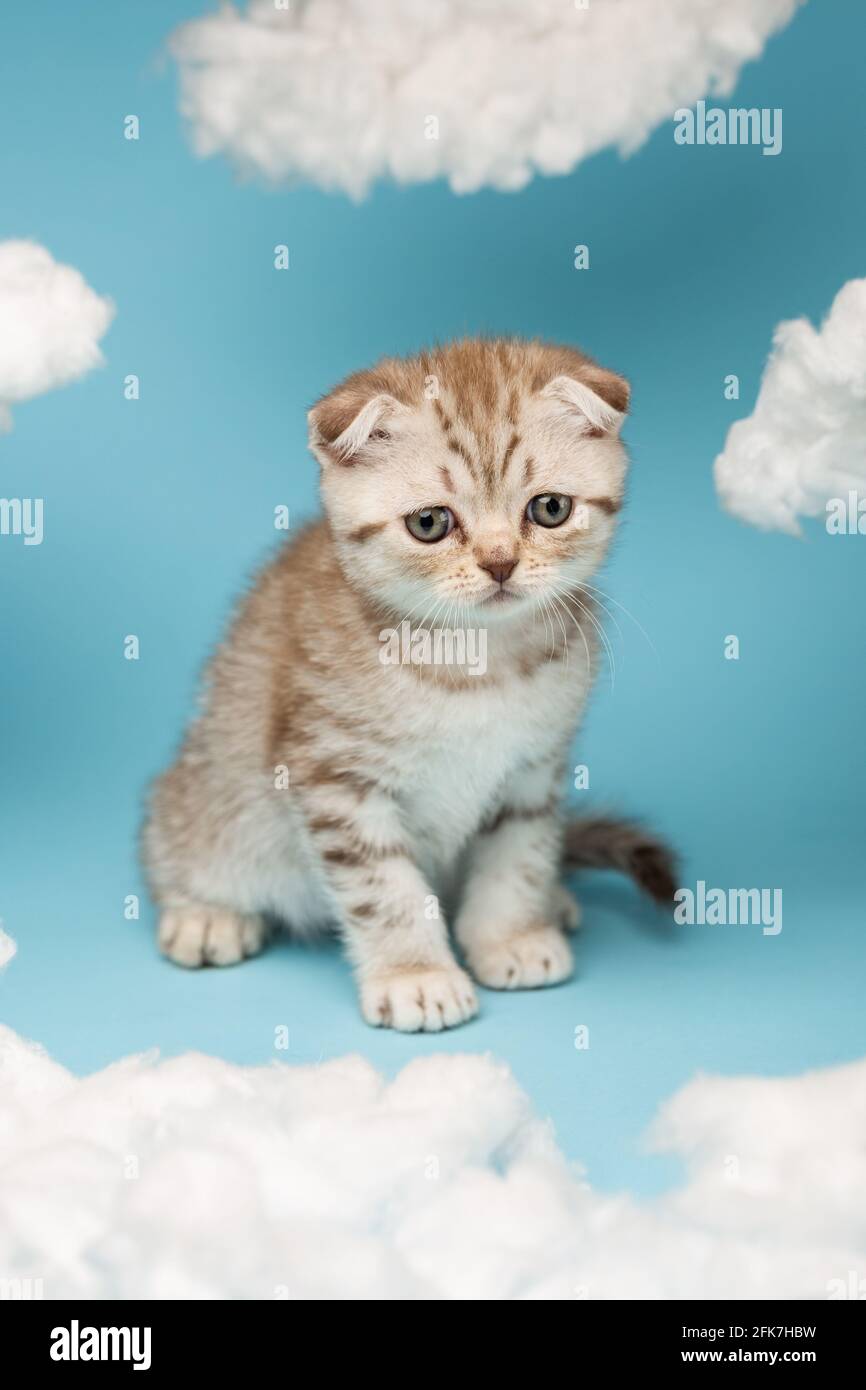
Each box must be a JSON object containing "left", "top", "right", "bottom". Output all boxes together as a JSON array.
[{"left": 310, "top": 339, "right": 629, "bottom": 626}]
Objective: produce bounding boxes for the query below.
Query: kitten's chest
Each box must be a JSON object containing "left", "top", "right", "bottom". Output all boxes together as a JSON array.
[{"left": 385, "top": 662, "right": 583, "bottom": 858}]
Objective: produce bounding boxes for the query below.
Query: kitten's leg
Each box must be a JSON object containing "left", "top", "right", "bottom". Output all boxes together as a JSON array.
[
  {"left": 158, "top": 904, "right": 267, "bottom": 968},
  {"left": 455, "top": 760, "right": 573, "bottom": 989},
  {"left": 144, "top": 760, "right": 271, "bottom": 968},
  {"left": 299, "top": 778, "right": 477, "bottom": 1031},
  {"left": 553, "top": 882, "right": 582, "bottom": 931}
]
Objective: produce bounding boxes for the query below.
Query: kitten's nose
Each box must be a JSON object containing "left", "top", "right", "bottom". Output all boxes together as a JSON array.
[{"left": 478, "top": 557, "right": 518, "bottom": 584}]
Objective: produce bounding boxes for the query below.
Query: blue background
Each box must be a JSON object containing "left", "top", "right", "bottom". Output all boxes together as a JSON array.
[{"left": 1, "top": 0, "right": 863, "bottom": 1196}]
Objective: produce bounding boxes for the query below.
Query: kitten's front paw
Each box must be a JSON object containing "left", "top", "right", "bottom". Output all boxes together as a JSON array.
[
  {"left": 468, "top": 924, "right": 573, "bottom": 990},
  {"left": 158, "top": 906, "right": 267, "bottom": 967},
  {"left": 360, "top": 966, "right": 479, "bottom": 1032}
]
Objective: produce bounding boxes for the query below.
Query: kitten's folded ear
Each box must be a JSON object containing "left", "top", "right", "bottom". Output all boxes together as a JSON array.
[
  {"left": 308, "top": 387, "right": 406, "bottom": 467},
  {"left": 541, "top": 367, "right": 629, "bottom": 437}
]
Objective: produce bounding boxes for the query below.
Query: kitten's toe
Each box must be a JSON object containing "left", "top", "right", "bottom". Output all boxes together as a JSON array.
[
  {"left": 468, "top": 924, "right": 573, "bottom": 990},
  {"left": 158, "top": 906, "right": 266, "bottom": 968},
  {"left": 359, "top": 965, "right": 479, "bottom": 1032}
]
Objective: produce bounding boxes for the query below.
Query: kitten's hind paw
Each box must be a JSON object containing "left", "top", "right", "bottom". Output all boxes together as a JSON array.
[
  {"left": 359, "top": 965, "right": 479, "bottom": 1032},
  {"left": 468, "top": 924, "right": 573, "bottom": 990},
  {"left": 158, "top": 906, "right": 267, "bottom": 968},
  {"left": 553, "top": 883, "right": 582, "bottom": 932}
]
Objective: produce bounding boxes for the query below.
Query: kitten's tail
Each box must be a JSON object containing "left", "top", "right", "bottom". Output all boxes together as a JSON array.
[{"left": 562, "top": 816, "right": 678, "bottom": 905}]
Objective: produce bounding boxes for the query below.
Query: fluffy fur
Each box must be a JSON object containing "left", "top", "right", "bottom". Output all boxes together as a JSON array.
[{"left": 142, "top": 338, "right": 674, "bottom": 1031}]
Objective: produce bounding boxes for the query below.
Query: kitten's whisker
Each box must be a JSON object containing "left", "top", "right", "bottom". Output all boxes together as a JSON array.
[
  {"left": 433, "top": 595, "right": 458, "bottom": 687},
  {"left": 546, "top": 581, "right": 606, "bottom": 685},
  {"left": 548, "top": 588, "right": 591, "bottom": 676},
  {"left": 577, "top": 582, "right": 658, "bottom": 660},
  {"left": 404, "top": 590, "right": 446, "bottom": 633},
  {"left": 546, "top": 592, "right": 570, "bottom": 668},
  {"left": 537, "top": 592, "right": 558, "bottom": 661},
  {"left": 568, "top": 585, "right": 624, "bottom": 646},
  {"left": 544, "top": 592, "right": 567, "bottom": 667},
  {"left": 396, "top": 591, "right": 451, "bottom": 691},
  {"left": 571, "top": 594, "right": 616, "bottom": 691},
  {"left": 444, "top": 598, "right": 460, "bottom": 687}
]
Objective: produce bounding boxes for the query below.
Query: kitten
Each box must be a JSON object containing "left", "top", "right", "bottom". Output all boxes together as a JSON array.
[{"left": 141, "top": 338, "right": 674, "bottom": 1031}]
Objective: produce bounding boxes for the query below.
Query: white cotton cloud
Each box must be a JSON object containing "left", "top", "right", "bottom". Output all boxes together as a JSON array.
[
  {"left": 715, "top": 279, "right": 866, "bottom": 534},
  {"left": 169, "top": 0, "right": 802, "bottom": 200},
  {"left": 0, "top": 926, "right": 16, "bottom": 970},
  {"left": 1, "top": 1023, "right": 863, "bottom": 1299},
  {"left": 0, "top": 241, "right": 114, "bottom": 432}
]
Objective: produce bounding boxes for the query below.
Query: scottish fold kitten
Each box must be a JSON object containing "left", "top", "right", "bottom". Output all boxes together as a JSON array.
[{"left": 142, "top": 338, "right": 674, "bottom": 1031}]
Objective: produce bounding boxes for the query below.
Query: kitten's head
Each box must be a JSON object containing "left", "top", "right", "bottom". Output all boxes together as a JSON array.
[{"left": 308, "top": 338, "right": 629, "bottom": 624}]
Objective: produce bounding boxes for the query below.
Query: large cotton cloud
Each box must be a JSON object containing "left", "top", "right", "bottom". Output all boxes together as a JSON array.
[
  {"left": 1, "top": 1020, "right": 863, "bottom": 1299},
  {"left": 0, "top": 241, "right": 114, "bottom": 432},
  {"left": 715, "top": 279, "right": 866, "bottom": 534},
  {"left": 169, "top": 0, "right": 803, "bottom": 200}
]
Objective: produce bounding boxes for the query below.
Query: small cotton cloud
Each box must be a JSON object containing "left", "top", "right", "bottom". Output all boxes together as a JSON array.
[
  {"left": 715, "top": 279, "right": 866, "bottom": 534},
  {"left": 169, "top": 0, "right": 802, "bottom": 200},
  {"left": 1, "top": 1024, "right": 863, "bottom": 1299},
  {"left": 0, "top": 925, "right": 16, "bottom": 970},
  {"left": 0, "top": 241, "right": 114, "bottom": 432}
]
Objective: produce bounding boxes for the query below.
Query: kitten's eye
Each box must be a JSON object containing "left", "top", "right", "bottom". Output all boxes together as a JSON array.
[
  {"left": 405, "top": 506, "right": 454, "bottom": 543},
  {"left": 528, "top": 493, "right": 573, "bottom": 528}
]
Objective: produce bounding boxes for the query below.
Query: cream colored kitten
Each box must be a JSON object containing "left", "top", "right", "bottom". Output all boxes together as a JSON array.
[{"left": 142, "top": 338, "right": 674, "bottom": 1031}]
